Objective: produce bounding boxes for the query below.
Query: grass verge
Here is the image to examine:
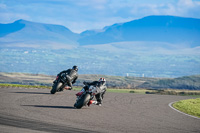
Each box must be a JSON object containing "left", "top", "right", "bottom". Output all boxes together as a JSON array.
[
  {"left": 145, "top": 89, "right": 200, "bottom": 96},
  {"left": 1, "top": 83, "right": 200, "bottom": 96},
  {"left": 0, "top": 83, "right": 51, "bottom": 89},
  {"left": 0, "top": 84, "right": 148, "bottom": 93},
  {"left": 173, "top": 98, "right": 200, "bottom": 118},
  {"left": 106, "top": 89, "right": 153, "bottom": 94}
]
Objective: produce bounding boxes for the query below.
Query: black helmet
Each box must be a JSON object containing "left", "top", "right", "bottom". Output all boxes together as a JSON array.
[{"left": 72, "top": 65, "right": 78, "bottom": 71}]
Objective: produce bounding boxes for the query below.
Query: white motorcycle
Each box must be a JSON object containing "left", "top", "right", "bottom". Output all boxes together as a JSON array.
[{"left": 74, "top": 85, "right": 100, "bottom": 109}]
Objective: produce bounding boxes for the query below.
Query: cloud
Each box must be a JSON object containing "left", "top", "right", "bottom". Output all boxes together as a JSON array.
[
  {"left": 0, "top": 12, "right": 30, "bottom": 22},
  {"left": 75, "top": 0, "right": 107, "bottom": 10},
  {"left": 176, "top": 0, "right": 200, "bottom": 17},
  {"left": 0, "top": 0, "right": 200, "bottom": 33},
  {"left": 127, "top": 0, "right": 200, "bottom": 18},
  {"left": 0, "top": 3, "right": 7, "bottom": 9},
  {"left": 0, "top": 2, "right": 30, "bottom": 23}
]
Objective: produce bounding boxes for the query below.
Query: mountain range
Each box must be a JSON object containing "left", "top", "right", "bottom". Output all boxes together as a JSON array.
[
  {"left": 0, "top": 19, "right": 79, "bottom": 49},
  {"left": 79, "top": 16, "right": 200, "bottom": 47},
  {"left": 0, "top": 15, "right": 200, "bottom": 77},
  {"left": 1, "top": 15, "right": 200, "bottom": 49}
]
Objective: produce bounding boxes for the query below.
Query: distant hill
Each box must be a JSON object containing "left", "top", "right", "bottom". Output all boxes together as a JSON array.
[
  {"left": 1, "top": 15, "right": 200, "bottom": 48},
  {"left": 0, "top": 72, "right": 200, "bottom": 90},
  {"left": 0, "top": 16, "right": 200, "bottom": 77},
  {"left": 79, "top": 16, "right": 200, "bottom": 47},
  {"left": 0, "top": 19, "right": 79, "bottom": 49},
  {"left": 139, "top": 75, "right": 200, "bottom": 90},
  {"left": 0, "top": 20, "right": 25, "bottom": 37},
  {"left": 0, "top": 72, "right": 157, "bottom": 88}
]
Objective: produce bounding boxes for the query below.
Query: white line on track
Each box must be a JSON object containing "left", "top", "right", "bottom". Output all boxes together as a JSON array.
[{"left": 168, "top": 101, "right": 200, "bottom": 120}]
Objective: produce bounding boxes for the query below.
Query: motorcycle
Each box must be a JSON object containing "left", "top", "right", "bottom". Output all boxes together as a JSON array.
[
  {"left": 74, "top": 84, "right": 100, "bottom": 109},
  {"left": 50, "top": 73, "right": 71, "bottom": 94}
]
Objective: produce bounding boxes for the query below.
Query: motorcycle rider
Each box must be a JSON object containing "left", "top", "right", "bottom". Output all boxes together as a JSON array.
[
  {"left": 56, "top": 65, "right": 78, "bottom": 90},
  {"left": 76, "top": 77, "right": 107, "bottom": 106}
]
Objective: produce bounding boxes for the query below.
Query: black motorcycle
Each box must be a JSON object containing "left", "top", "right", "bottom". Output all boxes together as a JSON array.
[
  {"left": 50, "top": 73, "right": 70, "bottom": 94},
  {"left": 74, "top": 85, "right": 99, "bottom": 109}
]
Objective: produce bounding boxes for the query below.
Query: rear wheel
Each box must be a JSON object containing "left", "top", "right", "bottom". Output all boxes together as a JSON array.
[
  {"left": 74, "top": 94, "right": 91, "bottom": 109},
  {"left": 50, "top": 82, "right": 63, "bottom": 94}
]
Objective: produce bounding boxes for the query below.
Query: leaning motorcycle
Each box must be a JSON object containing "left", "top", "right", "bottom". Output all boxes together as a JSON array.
[
  {"left": 74, "top": 85, "right": 99, "bottom": 109},
  {"left": 50, "top": 73, "right": 70, "bottom": 94}
]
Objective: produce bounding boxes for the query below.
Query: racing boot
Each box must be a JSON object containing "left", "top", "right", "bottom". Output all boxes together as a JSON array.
[
  {"left": 87, "top": 100, "right": 97, "bottom": 106},
  {"left": 96, "top": 102, "right": 102, "bottom": 106},
  {"left": 65, "top": 86, "right": 71, "bottom": 90}
]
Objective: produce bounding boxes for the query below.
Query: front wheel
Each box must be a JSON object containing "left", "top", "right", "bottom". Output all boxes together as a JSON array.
[
  {"left": 50, "top": 82, "right": 63, "bottom": 94},
  {"left": 74, "top": 94, "right": 91, "bottom": 109}
]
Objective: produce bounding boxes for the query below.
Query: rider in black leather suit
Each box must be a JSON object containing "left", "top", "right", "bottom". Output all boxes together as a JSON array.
[{"left": 58, "top": 65, "right": 78, "bottom": 90}]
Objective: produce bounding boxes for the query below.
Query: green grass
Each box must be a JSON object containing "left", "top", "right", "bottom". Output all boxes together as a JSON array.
[
  {"left": 0, "top": 83, "right": 152, "bottom": 94},
  {"left": 173, "top": 98, "right": 200, "bottom": 118},
  {"left": 1, "top": 83, "right": 200, "bottom": 96},
  {"left": 107, "top": 89, "right": 134, "bottom": 93},
  {"left": 0, "top": 83, "right": 51, "bottom": 89},
  {"left": 145, "top": 89, "right": 200, "bottom": 96},
  {"left": 107, "top": 89, "right": 154, "bottom": 94}
]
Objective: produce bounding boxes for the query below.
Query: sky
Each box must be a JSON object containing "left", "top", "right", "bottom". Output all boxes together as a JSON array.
[{"left": 0, "top": 0, "right": 200, "bottom": 33}]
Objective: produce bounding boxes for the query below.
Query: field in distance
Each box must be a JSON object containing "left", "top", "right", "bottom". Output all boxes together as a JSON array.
[{"left": 0, "top": 72, "right": 200, "bottom": 95}]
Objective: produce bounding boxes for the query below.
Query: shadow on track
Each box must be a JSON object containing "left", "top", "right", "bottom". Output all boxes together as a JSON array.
[
  {"left": 13, "top": 92, "right": 51, "bottom": 95},
  {"left": 0, "top": 113, "right": 98, "bottom": 133},
  {"left": 23, "top": 105, "right": 75, "bottom": 109}
]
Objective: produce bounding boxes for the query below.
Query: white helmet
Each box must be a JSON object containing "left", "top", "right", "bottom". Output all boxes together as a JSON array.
[{"left": 99, "top": 77, "right": 106, "bottom": 82}]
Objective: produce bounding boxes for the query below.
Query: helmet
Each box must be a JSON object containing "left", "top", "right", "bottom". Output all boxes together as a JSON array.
[
  {"left": 72, "top": 65, "right": 78, "bottom": 72},
  {"left": 99, "top": 77, "right": 106, "bottom": 82},
  {"left": 99, "top": 77, "right": 106, "bottom": 85}
]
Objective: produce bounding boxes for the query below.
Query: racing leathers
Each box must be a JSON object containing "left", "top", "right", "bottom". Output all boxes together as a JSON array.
[
  {"left": 77, "top": 80, "right": 107, "bottom": 106},
  {"left": 58, "top": 69, "right": 78, "bottom": 90}
]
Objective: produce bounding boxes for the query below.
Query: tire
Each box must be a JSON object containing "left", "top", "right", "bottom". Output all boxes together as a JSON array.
[
  {"left": 50, "top": 82, "right": 63, "bottom": 94},
  {"left": 74, "top": 94, "right": 91, "bottom": 109}
]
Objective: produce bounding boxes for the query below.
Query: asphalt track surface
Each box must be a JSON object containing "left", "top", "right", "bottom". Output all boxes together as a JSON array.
[{"left": 0, "top": 87, "right": 199, "bottom": 133}]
